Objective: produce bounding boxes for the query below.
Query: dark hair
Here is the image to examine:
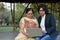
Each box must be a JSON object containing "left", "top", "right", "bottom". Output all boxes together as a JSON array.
[
  {"left": 26, "top": 8, "right": 34, "bottom": 14},
  {"left": 38, "top": 3, "right": 48, "bottom": 14}
]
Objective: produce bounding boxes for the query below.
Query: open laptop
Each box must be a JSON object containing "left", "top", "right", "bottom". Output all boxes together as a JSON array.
[{"left": 26, "top": 28, "right": 43, "bottom": 37}]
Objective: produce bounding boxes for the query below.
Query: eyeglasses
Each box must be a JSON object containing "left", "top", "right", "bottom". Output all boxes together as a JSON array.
[{"left": 27, "top": 13, "right": 33, "bottom": 15}]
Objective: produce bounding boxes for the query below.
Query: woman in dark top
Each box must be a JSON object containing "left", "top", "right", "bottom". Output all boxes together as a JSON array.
[{"left": 35, "top": 3, "right": 58, "bottom": 40}]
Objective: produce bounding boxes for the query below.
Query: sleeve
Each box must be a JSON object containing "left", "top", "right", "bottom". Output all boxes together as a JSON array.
[
  {"left": 19, "top": 17, "right": 27, "bottom": 32},
  {"left": 19, "top": 17, "right": 25, "bottom": 28},
  {"left": 35, "top": 19, "right": 39, "bottom": 28},
  {"left": 47, "top": 14, "right": 56, "bottom": 34}
]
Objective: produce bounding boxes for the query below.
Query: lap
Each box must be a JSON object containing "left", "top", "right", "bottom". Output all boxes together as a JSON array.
[
  {"left": 35, "top": 34, "right": 57, "bottom": 40},
  {"left": 41, "top": 35, "right": 51, "bottom": 40},
  {"left": 15, "top": 33, "right": 28, "bottom": 40},
  {"left": 15, "top": 33, "right": 34, "bottom": 40},
  {"left": 35, "top": 34, "right": 51, "bottom": 40},
  {"left": 28, "top": 38, "right": 34, "bottom": 40}
]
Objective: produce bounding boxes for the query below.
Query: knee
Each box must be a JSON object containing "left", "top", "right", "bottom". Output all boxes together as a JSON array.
[
  {"left": 15, "top": 36, "right": 20, "bottom": 40},
  {"left": 28, "top": 38, "right": 34, "bottom": 40},
  {"left": 15, "top": 37, "right": 18, "bottom": 40},
  {"left": 15, "top": 38, "right": 17, "bottom": 40},
  {"left": 35, "top": 37, "right": 41, "bottom": 40},
  {"left": 41, "top": 35, "right": 51, "bottom": 40}
]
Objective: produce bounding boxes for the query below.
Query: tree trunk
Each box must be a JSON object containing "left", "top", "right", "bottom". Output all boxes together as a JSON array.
[
  {"left": 51, "top": 3, "right": 53, "bottom": 13},
  {"left": 19, "top": 3, "right": 30, "bottom": 20},
  {"left": 58, "top": 3, "right": 60, "bottom": 34},
  {"left": 11, "top": 3, "right": 16, "bottom": 30}
]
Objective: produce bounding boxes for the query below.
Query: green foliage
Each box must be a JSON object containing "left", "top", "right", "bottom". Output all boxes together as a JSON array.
[
  {"left": 15, "top": 3, "right": 25, "bottom": 22},
  {"left": 30, "top": 3, "right": 40, "bottom": 18}
]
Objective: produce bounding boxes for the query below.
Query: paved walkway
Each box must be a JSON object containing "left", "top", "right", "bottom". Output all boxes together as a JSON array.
[
  {"left": 0, "top": 30, "right": 18, "bottom": 40},
  {"left": 0, "top": 30, "right": 60, "bottom": 40}
]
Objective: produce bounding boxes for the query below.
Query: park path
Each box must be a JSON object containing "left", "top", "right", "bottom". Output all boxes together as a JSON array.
[{"left": 0, "top": 30, "right": 60, "bottom": 40}]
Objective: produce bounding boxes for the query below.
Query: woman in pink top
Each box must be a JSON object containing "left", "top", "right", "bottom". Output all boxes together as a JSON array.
[{"left": 15, "top": 8, "right": 39, "bottom": 40}]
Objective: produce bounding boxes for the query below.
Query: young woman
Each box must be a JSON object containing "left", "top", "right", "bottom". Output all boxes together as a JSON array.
[{"left": 35, "top": 4, "right": 58, "bottom": 40}]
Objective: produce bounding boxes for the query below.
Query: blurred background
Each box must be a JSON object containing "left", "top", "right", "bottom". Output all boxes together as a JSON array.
[{"left": 0, "top": 2, "right": 60, "bottom": 32}]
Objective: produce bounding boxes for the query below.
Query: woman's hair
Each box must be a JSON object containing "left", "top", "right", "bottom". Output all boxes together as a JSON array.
[
  {"left": 38, "top": 3, "right": 48, "bottom": 14},
  {"left": 26, "top": 8, "right": 34, "bottom": 14}
]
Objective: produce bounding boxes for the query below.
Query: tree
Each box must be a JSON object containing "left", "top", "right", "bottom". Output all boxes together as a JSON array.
[
  {"left": 15, "top": 3, "right": 25, "bottom": 23},
  {"left": 30, "top": 3, "right": 40, "bottom": 18},
  {"left": 58, "top": 3, "right": 60, "bottom": 33}
]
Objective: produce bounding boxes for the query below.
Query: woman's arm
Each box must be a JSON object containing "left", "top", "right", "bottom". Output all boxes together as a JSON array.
[
  {"left": 20, "top": 26, "right": 27, "bottom": 36},
  {"left": 35, "top": 19, "right": 39, "bottom": 28},
  {"left": 47, "top": 14, "right": 56, "bottom": 34},
  {"left": 19, "top": 17, "right": 28, "bottom": 36}
]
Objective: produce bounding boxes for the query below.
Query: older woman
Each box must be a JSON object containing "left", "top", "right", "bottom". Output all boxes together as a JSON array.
[{"left": 15, "top": 8, "right": 39, "bottom": 40}]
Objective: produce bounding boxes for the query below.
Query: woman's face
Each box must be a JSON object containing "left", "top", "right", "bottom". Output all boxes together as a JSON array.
[
  {"left": 39, "top": 8, "right": 45, "bottom": 16},
  {"left": 26, "top": 10, "right": 33, "bottom": 18}
]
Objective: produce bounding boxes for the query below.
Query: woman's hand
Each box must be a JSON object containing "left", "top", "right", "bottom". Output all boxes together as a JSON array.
[
  {"left": 20, "top": 28, "right": 28, "bottom": 36},
  {"left": 42, "top": 30, "right": 47, "bottom": 33}
]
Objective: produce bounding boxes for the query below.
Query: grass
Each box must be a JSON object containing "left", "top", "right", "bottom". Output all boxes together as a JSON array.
[{"left": 0, "top": 26, "right": 20, "bottom": 31}]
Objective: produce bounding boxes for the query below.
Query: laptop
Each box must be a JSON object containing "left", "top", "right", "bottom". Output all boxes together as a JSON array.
[{"left": 26, "top": 28, "right": 43, "bottom": 37}]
